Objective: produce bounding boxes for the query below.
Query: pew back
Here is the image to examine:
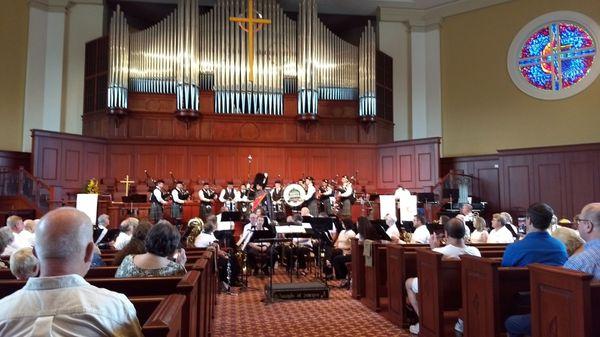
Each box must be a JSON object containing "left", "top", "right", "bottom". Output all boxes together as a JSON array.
[{"left": 529, "top": 263, "right": 600, "bottom": 337}]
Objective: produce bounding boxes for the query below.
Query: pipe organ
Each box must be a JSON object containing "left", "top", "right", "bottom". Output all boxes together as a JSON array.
[{"left": 107, "top": 0, "right": 377, "bottom": 119}]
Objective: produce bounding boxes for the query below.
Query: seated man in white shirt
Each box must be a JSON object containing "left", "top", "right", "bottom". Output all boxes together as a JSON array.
[
  {"left": 488, "top": 213, "right": 516, "bottom": 243},
  {"left": 2, "top": 215, "right": 34, "bottom": 256},
  {"left": 94, "top": 214, "right": 109, "bottom": 245},
  {"left": 410, "top": 215, "right": 430, "bottom": 244},
  {"left": 384, "top": 215, "right": 403, "bottom": 244},
  {"left": 113, "top": 217, "right": 139, "bottom": 250},
  {"left": 0, "top": 207, "right": 142, "bottom": 337},
  {"left": 405, "top": 218, "right": 481, "bottom": 335},
  {"left": 240, "top": 213, "right": 274, "bottom": 275}
]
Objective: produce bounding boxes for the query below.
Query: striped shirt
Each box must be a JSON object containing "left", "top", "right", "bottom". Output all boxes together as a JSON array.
[{"left": 563, "top": 239, "right": 600, "bottom": 280}]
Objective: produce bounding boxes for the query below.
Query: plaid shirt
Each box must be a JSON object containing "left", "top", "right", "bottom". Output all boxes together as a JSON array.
[{"left": 563, "top": 239, "right": 600, "bottom": 280}]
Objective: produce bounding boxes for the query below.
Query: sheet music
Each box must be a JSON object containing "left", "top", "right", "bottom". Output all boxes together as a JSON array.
[
  {"left": 217, "top": 221, "right": 234, "bottom": 231},
  {"left": 275, "top": 226, "right": 306, "bottom": 234},
  {"left": 301, "top": 222, "right": 312, "bottom": 229}
]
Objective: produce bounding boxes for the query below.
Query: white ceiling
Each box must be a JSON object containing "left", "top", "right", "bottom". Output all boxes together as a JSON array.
[{"left": 122, "top": 0, "right": 459, "bottom": 15}]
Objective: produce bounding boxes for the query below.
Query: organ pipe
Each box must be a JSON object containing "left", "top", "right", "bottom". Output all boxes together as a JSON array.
[
  {"left": 107, "top": 5, "right": 129, "bottom": 115},
  {"left": 359, "top": 20, "right": 376, "bottom": 118}
]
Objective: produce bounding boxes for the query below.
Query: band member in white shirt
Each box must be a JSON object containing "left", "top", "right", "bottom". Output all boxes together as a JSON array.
[
  {"left": 171, "top": 181, "right": 190, "bottom": 228},
  {"left": 338, "top": 176, "right": 354, "bottom": 218},
  {"left": 303, "top": 177, "right": 318, "bottom": 217},
  {"left": 319, "top": 180, "right": 334, "bottom": 215},
  {"left": 410, "top": 215, "right": 430, "bottom": 244},
  {"left": 150, "top": 180, "right": 169, "bottom": 223},
  {"left": 219, "top": 181, "right": 238, "bottom": 212},
  {"left": 199, "top": 182, "right": 217, "bottom": 221},
  {"left": 270, "top": 180, "right": 285, "bottom": 213}
]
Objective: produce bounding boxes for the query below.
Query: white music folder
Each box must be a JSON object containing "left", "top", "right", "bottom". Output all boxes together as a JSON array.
[{"left": 76, "top": 193, "right": 98, "bottom": 225}]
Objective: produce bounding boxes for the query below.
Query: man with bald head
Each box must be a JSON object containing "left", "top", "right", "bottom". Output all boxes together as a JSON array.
[
  {"left": 564, "top": 202, "right": 600, "bottom": 280},
  {"left": 0, "top": 207, "right": 142, "bottom": 336}
]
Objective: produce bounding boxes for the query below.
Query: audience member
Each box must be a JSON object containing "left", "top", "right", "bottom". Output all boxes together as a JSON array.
[
  {"left": 2, "top": 215, "right": 34, "bottom": 256},
  {"left": 455, "top": 214, "right": 471, "bottom": 239},
  {"left": 503, "top": 203, "right": 568, "bottom": 337},
  {"left": 115, "top": 220, "right": 186, "bottom": 278},
  {"left": 500, "top": 212, "right": 519, "bottom": 233},
  {"left": 385, "top": 215, "right": 403, "bottom": 243},
  {"left": 551, "top": 226, "right": 585, "bottom": 256},
  {"left": 113, "top": 221, "right": 152, "bottom": 266},
  {"left": 113, "top": 217, "right": 139, "bottom": 250},
  {"left": 0, "top": 227, "right": 14, "bottom": 261},
  {"left": 195, "top": 215, "right": 239, "bottom": 290},
  {"left": 405, "top": 218, "right": 481, "bottom": 334},
  {"left": 410, "top": 215, "right": 429, "bottom": 244},
  {"left": 564, "top": 203, "right": 600, "bottom": 280},
  {"left": 23, "top": 219, "right": 36, "bottom": 234},
  {"left": 0, "top": 207, "right": 142, "bottom": 336},
  {"left": 470, "top": 216, "right": 488, "bottom": 243},
  {"left": 460, "top": 204, "right": 474, "bottom": 222},
  {"left": 94, "top": 214, "right": 110, "bottom": 244},
  {"left": 488, "top": 213, "right": 515, "bottom": 244},
  {"left": 330, "top": 218, "right": 357, "bottom": 284},
  {"left": 9, "top": 247, "right": 39, "bottom": 280}
]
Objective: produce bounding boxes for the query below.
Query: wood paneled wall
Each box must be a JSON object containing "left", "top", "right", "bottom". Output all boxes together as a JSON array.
[
  {"left": 32, "top": 130, "right": 441, "bottom": 199},
  {"left": 442, "top": 143, "right": 600, "bottom": 220},
  {"left": 0, "top": 151, "right": 31, "bottom": 172}
]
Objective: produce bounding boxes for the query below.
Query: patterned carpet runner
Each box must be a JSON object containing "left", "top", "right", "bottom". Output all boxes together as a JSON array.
[{"left": 214, "top": 269, "right": 412, "bottom": 337}]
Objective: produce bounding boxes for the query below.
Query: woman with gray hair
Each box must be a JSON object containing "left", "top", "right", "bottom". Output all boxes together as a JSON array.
[{"left": 0, "top": 227, "right": 15, "bottom": 260}]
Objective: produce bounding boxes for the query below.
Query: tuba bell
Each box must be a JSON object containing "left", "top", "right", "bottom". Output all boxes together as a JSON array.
[{"left": 185, "top": 217, "right": 205, "bottom": 248}]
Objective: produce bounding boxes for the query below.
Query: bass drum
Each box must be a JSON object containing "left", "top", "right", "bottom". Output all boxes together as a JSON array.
[{"left": 283, "top": 183, "right": 307, "bottom": 208}]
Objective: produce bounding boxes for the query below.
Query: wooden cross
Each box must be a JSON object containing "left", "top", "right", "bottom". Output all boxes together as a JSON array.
[
  {"left": 119, "top": 175, "right": 135, "bottom": 197},
  {"left": 229, "top": 0, "right": 271, "bottom": 82}
]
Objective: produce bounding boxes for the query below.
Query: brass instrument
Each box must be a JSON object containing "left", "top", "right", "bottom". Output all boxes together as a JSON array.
[{"left": 185, "top": 217, "right": 205, "bottom": 248}]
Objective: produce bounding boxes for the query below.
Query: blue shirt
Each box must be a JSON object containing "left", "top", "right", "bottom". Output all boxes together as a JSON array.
[
  {"left": 563, "top": 239, "right": 600, "bottom": 280},
  {"left": 501, "top": 231, "right": 568, "bottom": 267}
]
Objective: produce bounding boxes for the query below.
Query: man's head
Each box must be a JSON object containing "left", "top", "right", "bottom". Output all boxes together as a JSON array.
[
  {"left": 227, "top": 181, "right": 234, "bottom": 189},
  {"left": 460, "top": 204, "right": 473, "bottom": 216},
  {"left": 492, "top": 213, "right": 507, "bottom": 229},
  {"left": 10, "top": 247, "right": 39, "bottom": 280},
  {"left": 576, "top": 202, "right": 600, "bottom": 242},
  {"left": 500, "top": 212, "right": 513, "bottom": 225},
  {"left": 204, "top": 215, "right": 217, "bottom": 234},
  {"left": 34, "top": 207, "right": 95, "bottom": 277},
  {"left": 203, "top": 182, "right": 209, "bottom": 189},
  {"left": 23, "top": 219, "right": 36, "bottom": 233},
  {"left": 6, "top": 215, "right": 24, "bottom": 234},
  {"left": 0, "top": 227, "right": 14, "bottom": 254},
  {"left": 445, "top": 218, "right": 467, "bottom": 240},
  {"left": 97, "top": 214, "right": 110, "bottom": 227},
  {"left": 249, "top": 213, "right": 258, "bottom": 225},
  {"left": 413, "top": 215, "right": 425, "bottom": 227},
  {"left": 120, "top": 217, "right": 139, "bottom": 234},
  {"left": 275, "top": 180, "right": 282, "bottom": 188},
  {"left": 176, "top": 181, "right": 184, "bottom": 189},
  {"left": 300, "top": 207, "right": 310, "bottom": 217},
  {"left": 156, "top": 180, "right": 164, "bottom": 189},
  {"left": 526, "top": 203, "right": 554, "bottom": 231}
]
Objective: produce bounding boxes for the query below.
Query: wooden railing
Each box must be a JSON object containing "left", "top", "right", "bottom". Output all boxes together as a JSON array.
[{"left": 0, "top": 167, "right": 56, "bottom": 214}]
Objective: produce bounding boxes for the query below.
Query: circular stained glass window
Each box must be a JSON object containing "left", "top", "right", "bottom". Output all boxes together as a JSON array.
[{"left": 508, "top": 11, "right": 600, "bottom": 100}]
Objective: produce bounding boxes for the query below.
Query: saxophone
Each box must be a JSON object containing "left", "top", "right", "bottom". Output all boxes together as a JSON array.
[{"left": 185, "top": 217, "right": 204, "bottom": 248}]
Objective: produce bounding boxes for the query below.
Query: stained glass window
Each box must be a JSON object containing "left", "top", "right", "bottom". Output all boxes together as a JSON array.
[
  {"left": 508, "top": 12, "right": 600, "bottom": 100},
  {"left": 518, "top": 22, "right": 596, "bottom": 91}
]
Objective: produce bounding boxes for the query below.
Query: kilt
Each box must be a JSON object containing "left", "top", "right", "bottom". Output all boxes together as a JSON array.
[
  {"left": 171, "top": 203, "right": 183, "bottom": 219},
  {"left": 150, "top": 202, "right": 163, "bottom": 223},
  {"left": 340, "top": 199, "right": 352, "bottom": 217}
]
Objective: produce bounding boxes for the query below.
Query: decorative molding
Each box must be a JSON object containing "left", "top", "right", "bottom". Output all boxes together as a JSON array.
[
  {"left": 378, "top": 0, "right": 512, "bottom": 24},
  {"left": 29, "top": 0, "right": 101, "bottom": 12}
]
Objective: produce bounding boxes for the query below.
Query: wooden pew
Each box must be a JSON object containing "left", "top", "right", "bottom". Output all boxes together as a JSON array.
[
  {"left": 416, "top": 249, "right": 462, "bottom": 337},
  {"left": 529, "top": 264, "right": 600, "bottom": 337},
  {"left": 350, "top": 238, "right": 365, "bottom": 299},
  {"left": 461, "top": 255, "right": 529, "bottom": 337},
  {"left": 362, "top": 243, "right": 388, "bottom": 311},
  {"left": 191, "top": 250, "right": 218, "bottom": 337},
  {"left": 140, "top": 294, "right": 187, "bottom": 337}
]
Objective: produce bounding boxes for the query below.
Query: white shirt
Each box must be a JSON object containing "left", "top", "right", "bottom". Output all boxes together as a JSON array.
[
  {"left": 335, "top": 229, "right": 356, "bottom": 253},
  {"left": 304, "top": 184, "right": 316, "bottom": 201},
  {"left": 394, "top": 187, "right": 411, "bottom": 200},
  {"left": 0, "top": 274, "right": 142, "bottom": 337},
  {"left": 487, "top": 227, "right": 515, "bottom": 244},
  {"left": 340, "top": 183, "right": 353, "bottom": 197},
  {"left": 194, "top": 232, "right": 218, "bottom": 248},
  {"left": 386, "top": 225, "right": 400, "bottom": 242},
  {"left": 1, "top": 230, "right": 33, "bottom": 256},
  {"left": 95, "top": 225, "right": 108, "bottom": 244},
  {"left": 433, "top": 244, "right": 481, "bottom": 259},
  {"left": 113, "top": 232, "right": 132, "bottom": 250},
  {"left": 153, "top": 188, "right": 167, "bottom": 204},
  {"left": 171, "top": 188, "right": 186, "bottom": 204},
  {"left": 411, "top": 225, "right": 430, "bottom": 244},
  {"left": 219, "top": 188, "right": 239, "bottom": 203}
]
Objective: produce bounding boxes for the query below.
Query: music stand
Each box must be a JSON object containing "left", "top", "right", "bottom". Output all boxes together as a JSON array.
[
  {"left": 372, "top": 220, "right": 392, "bottom": 241},
  {"left": 305, "top": 218, "right": 336, "bottom": 284},
  {"left": 221, "top": 211, "right": 242, "bottom": 222}
]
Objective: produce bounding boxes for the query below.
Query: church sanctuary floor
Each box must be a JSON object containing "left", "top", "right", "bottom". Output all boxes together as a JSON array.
[{"left": 214, "top": 268, "right": 412, "bottom": 337}]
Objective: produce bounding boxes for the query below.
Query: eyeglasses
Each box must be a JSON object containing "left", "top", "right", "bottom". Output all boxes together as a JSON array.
[{"left": 574, "top": 217, "right": 594, "bottom": 226}]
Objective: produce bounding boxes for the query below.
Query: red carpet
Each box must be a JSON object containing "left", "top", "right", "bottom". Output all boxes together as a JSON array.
[{"left": 214, "top": 269, "right": 412, "bottom": 337}]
